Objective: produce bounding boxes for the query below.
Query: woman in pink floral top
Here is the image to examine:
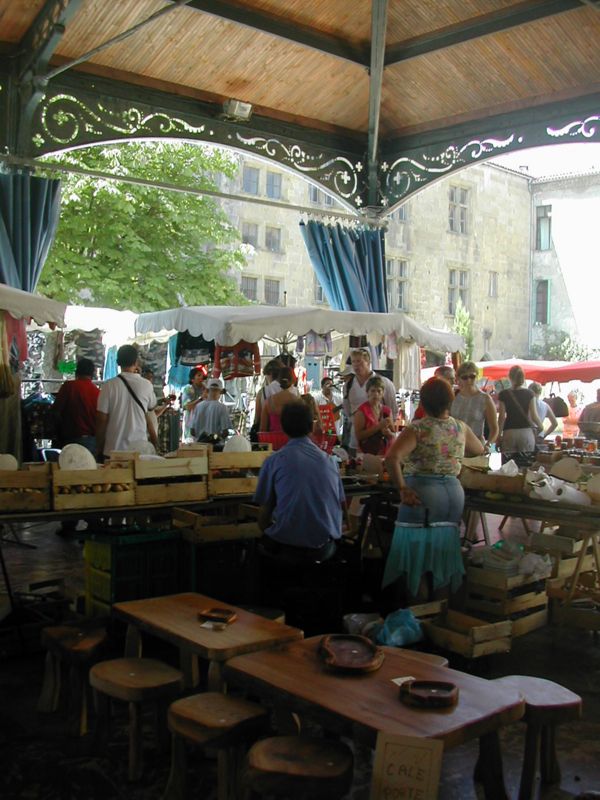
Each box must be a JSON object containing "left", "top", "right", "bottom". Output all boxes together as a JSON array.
[{"left": 382, "top": 377, "right": 484, "bottom": 601}]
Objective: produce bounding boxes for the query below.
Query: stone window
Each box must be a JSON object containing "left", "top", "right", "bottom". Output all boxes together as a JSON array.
[
  {"left": 449, "top": 186, "right": 468, "bottom": 234},
  {"left": 266, "top": 171, "right": 282, "bottom": 200},
  {"left": 264, "top": 278, "right": 281, "bottom": 305},
  {"left": 265, "top": 226, "right": 282, "bottom": 253},
  {"left": 241, "top": 222, "right": 259, "bottom": 247},
  {"left": 535, "top": 279, "right": 550, "bottom": 324},
  {"left": 242, "top": 165, "right": 259, "bottom": 195},
  {"left": 536, "top": 205, "right": 552, "bottom": 251},
  {"left": 488, "top": 271, "right": 498, "bottom": 298},
  {"left": 240, "top": 275, "right": 258, "bottom": 301},
  {"left": 386, "top": 260, "right": 408, "bottom": 310},
  {"left": 448, "top": 269, "right": 468, "bottom": 314}
]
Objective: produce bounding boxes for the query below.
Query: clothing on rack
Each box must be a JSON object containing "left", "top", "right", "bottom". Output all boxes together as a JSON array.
[{"left": 213, "top": 340, "right": 261, "bottom": 380}]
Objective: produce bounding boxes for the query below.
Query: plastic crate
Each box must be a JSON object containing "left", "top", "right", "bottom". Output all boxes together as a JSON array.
[{"left": 84, "top": 529, "right": 182, "bottom": 607}]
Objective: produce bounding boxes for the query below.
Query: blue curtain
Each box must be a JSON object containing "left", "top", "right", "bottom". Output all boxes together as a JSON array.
[
  {"left": 0, "top": 172, "right": 62, "bottom": 291},
  {"left": 299, "top": 220, "right": 387, "bottom": 312}
]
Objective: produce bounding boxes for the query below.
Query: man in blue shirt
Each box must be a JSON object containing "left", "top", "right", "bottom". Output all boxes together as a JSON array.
[{"left": 254, "top": 402, "right": 345, "bottom": 562}]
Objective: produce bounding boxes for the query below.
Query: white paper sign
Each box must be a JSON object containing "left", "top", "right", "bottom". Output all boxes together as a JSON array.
[{"left": 370, "top": 732, "right": 443, "bottom": 800}]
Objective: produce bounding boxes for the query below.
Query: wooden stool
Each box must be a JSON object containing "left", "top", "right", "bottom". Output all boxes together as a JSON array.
[
  {"left": 89, "top": 657, "right": 183, "bottom": 781},
  {"left": 244, "top": 735, "right": 354, "bottom": 799},
  {"left": 37, "top": 621, "right": 108, "bottom": 736},
  {"left": 493, "top": 675, "right": 582, "bottom": 800},
  {"left": 164, "top": 691, "right": 269, "bottom": 800}
]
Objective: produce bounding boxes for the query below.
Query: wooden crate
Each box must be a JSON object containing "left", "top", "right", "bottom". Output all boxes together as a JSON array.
[
  {"left": 411, "top": 600, "right": 512, "bottom": 658},
  {"left": 0, "top": 463, "right": 51, "bottom": 512},
  {"left": 459, "top": 467, "right": 525, "bottom": 495},
  {"left": 52, "top": 464, "right": 135, "bottom": 510},
  {"left": 173, "top": 506, "right": 262, "bottom": 543},
  {"left": 529, "top": 528, "right": 586, "bottom": 557},
  {"left": 464, "top": 565, "right": 548, "bottom": 635},
  {"left": 117, "top": 450, "right": 209, "bottom": 506},
  {"left": 136, "top": 480, "right": 207, "bottom": 505},
  {"left": 208, "top": 445, "right": 272, "bottom": 497}
]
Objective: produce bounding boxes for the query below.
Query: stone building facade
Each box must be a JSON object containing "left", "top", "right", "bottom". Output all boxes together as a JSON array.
[
  {"left": 529, "top": 171, "right": 600, "bottom": 349},
  {"left": 218, "top": 154, "right": 578, "bottom": 360}
]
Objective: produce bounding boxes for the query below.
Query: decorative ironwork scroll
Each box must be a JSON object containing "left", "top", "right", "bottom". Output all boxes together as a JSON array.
[
  {"left": 29, "top": 84, "right": 367, "bottom": 208},
  {"left": 381, "top": 99, "right": 600, "bottom": 208},
  {"left": 381, "top": 133, "right": 519, "bottom": 207},
  {"left": 547, "top": 114, "right": 600, "bottom": 140}
]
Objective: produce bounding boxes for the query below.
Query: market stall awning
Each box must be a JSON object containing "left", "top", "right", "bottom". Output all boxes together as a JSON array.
[
  {"left": 134, "top": 305, "right": 463, "bottom": 353},
  {"left": 422, "top": 358, "right": 600, "bottom": 384},
  {"left": 0, "top": 282, "right": 66, "bottom": 327}
]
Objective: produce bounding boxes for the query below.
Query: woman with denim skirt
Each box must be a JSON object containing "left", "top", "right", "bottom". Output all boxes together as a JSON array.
[{"left": 382, "top": 377, "right": 484, "bottom": 602}]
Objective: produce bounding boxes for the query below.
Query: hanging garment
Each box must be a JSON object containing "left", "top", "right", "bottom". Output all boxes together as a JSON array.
[
  {"left": 176, "top": 332, "right": 215, "bottom": 366},
  {"left": 213, "top": 340, "right": 261, "bottom": 380}
]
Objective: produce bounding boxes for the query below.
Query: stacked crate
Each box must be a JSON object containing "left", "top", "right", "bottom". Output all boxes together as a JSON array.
[
  {"left": 464, "top": 565, "right": 548, "bottom": 636},
  {"left": 208, "top": 444, "right": 272, "bottom": 497},
  {"left": 172, "top": 506, "right": 262, "bottom": 602},
  {"left": 84, "top": 528, "right": 181, "bottom": 617},
  {"left": 52, "top": 463, "right": 135, "bottom": 510},
  {"left": 123, "top": 447, "right": 209, "bottom": 505},
  {"left": 529, "top": 527, "right": 595, "bottom": 578},
  {"left": 0, "top": 463, "right": 51, "bottom": 512},
  {"left": 410, "top": 600, "right": 512, "bottom": 658}
]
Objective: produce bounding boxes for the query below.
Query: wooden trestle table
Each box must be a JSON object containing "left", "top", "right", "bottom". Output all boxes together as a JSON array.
[
  {"left": 112, "top": 592, "right": 303, "bottom": 690},
  {"left": 224, "top": 636, "right": 524, "bottom": 800}
]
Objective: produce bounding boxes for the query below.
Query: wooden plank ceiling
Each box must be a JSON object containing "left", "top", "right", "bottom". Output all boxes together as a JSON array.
[{"left": 1, "top": 0, "right": 600, "bottom": 144}]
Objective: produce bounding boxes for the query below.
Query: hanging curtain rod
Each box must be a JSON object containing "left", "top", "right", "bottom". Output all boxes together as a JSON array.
[{"left": 1, "top": 154, "right": 385, "bottom": 226}]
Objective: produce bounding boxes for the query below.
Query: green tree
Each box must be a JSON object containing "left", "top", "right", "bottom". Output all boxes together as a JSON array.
[
  {"left": 452, "top": 298, "right": 474, "bottom": 360},
  {"left": 529, "top": 328, "right": 597, "bottom": 361},
  {"left": 38, "top": 142, "right": 247, "bottom": 311}
]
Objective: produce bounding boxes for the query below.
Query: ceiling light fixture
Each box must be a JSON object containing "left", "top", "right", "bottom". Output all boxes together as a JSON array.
[{"left": 221, "top": 98, "right": 253, "bottom": 122}]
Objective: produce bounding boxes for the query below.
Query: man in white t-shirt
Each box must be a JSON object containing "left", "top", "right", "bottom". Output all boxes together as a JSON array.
[
  {"left": 342, "top": 348, "right": 397, "bottom": 453},
  {"left": 96, "top": 345, "right": 158, "bottom": 459}
]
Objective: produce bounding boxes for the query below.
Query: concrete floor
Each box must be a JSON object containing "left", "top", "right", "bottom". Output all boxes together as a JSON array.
[{"left": 0, "top": 515, "right": 599, "bottom": 799}]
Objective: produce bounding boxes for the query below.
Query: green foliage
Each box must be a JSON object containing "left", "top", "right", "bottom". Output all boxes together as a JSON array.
[
  {"left": 452, "top": 298, "right": 474, "bottom": 360},
  {"left": 529, "top": 328, "right": 597, "bottom": 361},
  {"left": 37, "top": 141, "right": 247, "bottom": 311}
]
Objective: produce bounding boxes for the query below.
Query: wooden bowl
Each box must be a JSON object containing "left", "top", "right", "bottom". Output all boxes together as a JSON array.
[
  {"left": 318, "top": 634, "right": 384, "bottom": 673},
  {"left": 399, "top": 680, "right": 459, "bottom": 708}
]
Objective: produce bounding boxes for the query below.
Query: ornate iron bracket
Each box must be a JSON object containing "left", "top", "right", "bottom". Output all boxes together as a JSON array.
[
  {"left": 25, "top": 76, "right": 368, "bottom": 209},
  {"left": 380, "top": 94, "right": 600, "bottom": 210}
]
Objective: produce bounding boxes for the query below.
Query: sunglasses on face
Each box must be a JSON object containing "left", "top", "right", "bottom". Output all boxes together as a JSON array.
[{"left": 460, "top": 374, "right": 477, "bottom": 380}]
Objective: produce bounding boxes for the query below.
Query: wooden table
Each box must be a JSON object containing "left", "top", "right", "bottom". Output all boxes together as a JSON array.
[
  {"left": 112, "top": 592, "right": 303, "bottom": 689},
  {"left": 224, "top": 636, "right": 524, "bottom": 800}
]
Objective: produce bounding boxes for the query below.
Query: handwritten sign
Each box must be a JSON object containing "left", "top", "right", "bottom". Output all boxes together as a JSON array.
[{"left": 370, "top": 732, "right": 443, "bottom": 800}]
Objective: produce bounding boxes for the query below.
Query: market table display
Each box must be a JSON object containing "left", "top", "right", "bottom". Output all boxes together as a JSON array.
[
  {"left": 224, "top": 636, "right": 524, "bottom": 800},
  {"left": 464, "top": 491, "right": 600, "bottom": 629},
  {"left": 112, "top": 592, "right": 303, "bottom": 689}
]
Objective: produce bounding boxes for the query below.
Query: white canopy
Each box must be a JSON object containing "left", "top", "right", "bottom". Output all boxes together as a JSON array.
[
  {"left": 0, "top": 283, "right": 66, "bottom": 327},
  {"left": 135, "top": 305, "right": 463, "bottom": 353},
  {"left": 64, "top": 306, "right": 137, "bottom": 347}
]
